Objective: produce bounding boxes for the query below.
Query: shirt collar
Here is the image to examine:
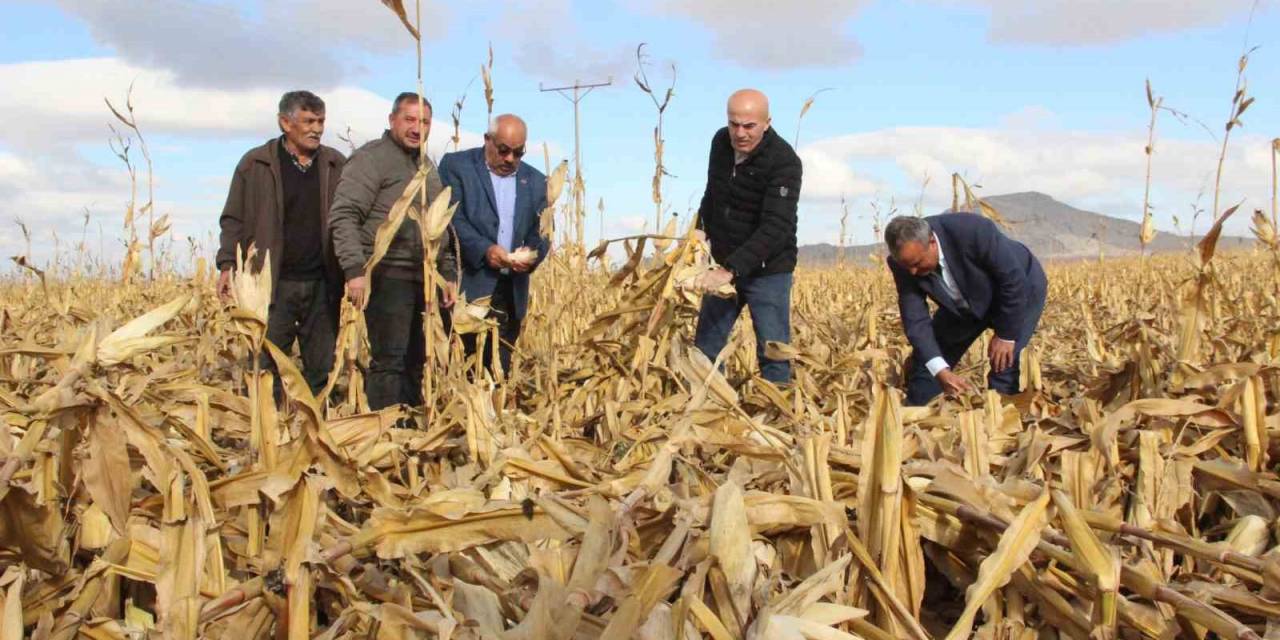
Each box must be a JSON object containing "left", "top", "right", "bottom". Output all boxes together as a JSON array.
[
  {"left": 488, "top": 165, "right": 517, "bottom": 181},
  {"left": 279, "top": 135, "right": 313, "bottom": 173}
]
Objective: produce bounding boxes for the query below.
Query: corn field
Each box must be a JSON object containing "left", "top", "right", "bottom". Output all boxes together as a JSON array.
[{"left": 1, "top": 213, "right": 1279, "bottom": 639}]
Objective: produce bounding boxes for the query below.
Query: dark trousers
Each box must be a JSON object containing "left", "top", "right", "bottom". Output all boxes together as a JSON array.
[
  {"left": 905, "top": 285, "right": 1047, "bottom": 406},
  {"left": 261, "top": 278, "right": 337, "bottom": 397},
  {"left": 461, "top": 276, "right": 522, "bottom": 377},
  {"left": 694, "top": 271, "right": 793, "bottom": 384},
  {"left": 364, "top": 275, "right": 427, "bottom": 410}
]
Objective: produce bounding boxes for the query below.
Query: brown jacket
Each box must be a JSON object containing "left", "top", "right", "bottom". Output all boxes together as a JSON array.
[{"left": 216, "top": 138, "right": 347, "bottom": 286}]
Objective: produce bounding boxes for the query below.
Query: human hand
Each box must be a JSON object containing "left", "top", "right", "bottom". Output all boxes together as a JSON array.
[
  {"left": 346, "top": 276, "right": 368, "bottom": 310},
  {"left": 216, "top": 268, "right": 234, "bottom": 302},
  {"left": 695, "top": 267, "right": 733, "bottom": 292},
  {"left": 988, "top": 337, "right": 1015, "bottom": 373},
  {"left": 937, "top": 368, "right": 975, "bottom": 397},
  {"left": 486, "top": 245, "right": 510, "bottom": 270},
  {"left": 509, "top": 247, "right": 537, "bottom": 273},
  {"left": 441, "top": 282, "right": 457, "bottom": 309}
]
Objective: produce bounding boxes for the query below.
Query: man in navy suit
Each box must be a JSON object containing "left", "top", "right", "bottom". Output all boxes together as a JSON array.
[
  {"left": 439, "top": 114, "right": 550, "bottom": 375},
  {"left": 884, "top": 213, "right": 1048, "bottom": 406}
]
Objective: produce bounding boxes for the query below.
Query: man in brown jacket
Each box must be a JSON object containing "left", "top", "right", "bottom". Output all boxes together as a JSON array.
[{"left": 216, "top": 90, "right": 346, "bottom": 396}]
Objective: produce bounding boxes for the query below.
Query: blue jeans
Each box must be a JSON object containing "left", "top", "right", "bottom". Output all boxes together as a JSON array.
[
  {"left": 694, "top": 271, "right": 793, "bottom": 384},
  {"left": 905, "top": 284, "right": 1047, "bottom": 406}
]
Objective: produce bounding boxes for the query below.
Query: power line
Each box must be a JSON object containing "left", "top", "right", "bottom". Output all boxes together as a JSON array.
[{"left": 539, "top": 78, "right": 612, "bottom": 252}]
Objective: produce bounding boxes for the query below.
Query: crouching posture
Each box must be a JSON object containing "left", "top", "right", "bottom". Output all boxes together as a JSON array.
[{"left": 884, "top": 214, "right": 1047, "bottom": 406}]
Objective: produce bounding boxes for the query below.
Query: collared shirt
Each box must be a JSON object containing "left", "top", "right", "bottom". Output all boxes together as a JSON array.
[
  {"left": 934, "top": 235, "right": 965, "bottom": 304},
  {"left": 925, "top": 233, "right": 1013, "bottom": 377},
  {"left": 489, "top": 169, "right": 517, "bottom": 251},
  {"left": 280, "top": 136, "right": 313, "bottom": 173}
]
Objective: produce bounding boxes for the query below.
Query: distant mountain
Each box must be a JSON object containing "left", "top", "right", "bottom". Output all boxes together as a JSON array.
[{"left": 799, "top": 191, "right": 1251, "bottom": 264}]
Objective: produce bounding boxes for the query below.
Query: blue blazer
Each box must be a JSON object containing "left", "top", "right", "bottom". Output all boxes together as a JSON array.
[
  {"left": 438, "top": 148, "right": 550, "bottom": 320},
  {"left": 887, "top": 213, "right": 1047, "bottom": 364}
]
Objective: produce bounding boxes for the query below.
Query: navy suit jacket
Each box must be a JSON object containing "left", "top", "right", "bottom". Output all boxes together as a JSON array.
[
  {"left": 887, "top": 213, "right": 1047, "bottom": 364},
  {"left": 438, "top": 148, "right": 550, "bottom": 320}
]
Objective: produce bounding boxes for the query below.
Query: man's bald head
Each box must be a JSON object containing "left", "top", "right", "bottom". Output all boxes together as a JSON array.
[
  {"left": 489, "top": 114, "right": 527, "bottom": 139},
  {"left": 485, "top": 113, "right": 529, "bottom": 176},
  {"left": 726, "top": 89, "right": 771, "bottom": 154},
  {"left": 728, "top": 89, "right": 770, "bottom": 120}
]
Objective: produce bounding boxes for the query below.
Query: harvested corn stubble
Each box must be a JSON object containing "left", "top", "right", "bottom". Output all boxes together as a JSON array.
[{"left": 1, "top": 222, "right": 1279, "bottom": 639}]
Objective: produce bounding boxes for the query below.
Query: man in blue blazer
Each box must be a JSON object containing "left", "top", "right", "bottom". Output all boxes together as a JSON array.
[
  {"left": 439, "top": 114, "right": 550, "bottom": 375},
  {"left": 884, "top": 213, "right": 1048, "bottom": 405}
]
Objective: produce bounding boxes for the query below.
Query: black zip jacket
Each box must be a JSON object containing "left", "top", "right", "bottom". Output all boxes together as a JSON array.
[{"left": 695, "top": 126, "right": 803, "bottom": 278}]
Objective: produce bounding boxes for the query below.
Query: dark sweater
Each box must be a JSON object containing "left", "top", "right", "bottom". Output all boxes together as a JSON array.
[
  {"left": 695, "top": 126, "right": 803, "bottom": 278},
  {"left": 278, "top": 140, "right": 324, "bottom": 280}
]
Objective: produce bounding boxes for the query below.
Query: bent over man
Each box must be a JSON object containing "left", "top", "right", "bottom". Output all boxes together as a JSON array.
[
  {"left": 329, "top": 92, "right": 458, "bottom": 410},
  {"left": 693, "top": 89, "right": 803, "bottom": 385},
  {"left": 884, "top": 213, "right": 1048, "bottom": 406},
  {"left": 217, "top": 90, "right": 345, "bottom": 396}
]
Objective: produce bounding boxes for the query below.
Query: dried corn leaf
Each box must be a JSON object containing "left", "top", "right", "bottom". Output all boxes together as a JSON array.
[{"left": 945, "top": 489, "right": 1051, "bottom": 640}]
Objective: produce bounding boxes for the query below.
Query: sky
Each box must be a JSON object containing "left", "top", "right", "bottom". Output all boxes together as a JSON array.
[{"left": 1, "top": 0, "right": 1278, "bottom": 269}]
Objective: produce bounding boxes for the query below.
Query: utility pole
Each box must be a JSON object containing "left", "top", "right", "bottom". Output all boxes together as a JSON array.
[{"left": 540, "top": 78, "right": 611, "bottom": 255}]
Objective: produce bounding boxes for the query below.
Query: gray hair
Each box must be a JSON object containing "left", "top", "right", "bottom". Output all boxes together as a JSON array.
[
  {"left": 884, "top": 216, "right": 931, "bottom": 256},
  {"left": 278, "top": 90, "right": 325, "bottom": 119},
  {"left": 487, "top": 114, "right": 527, "bottom": 136}
]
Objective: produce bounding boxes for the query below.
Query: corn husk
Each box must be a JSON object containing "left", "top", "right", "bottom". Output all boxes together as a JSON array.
[{"left": 1, "top": 217, "right": 1277, "bottom": 640}]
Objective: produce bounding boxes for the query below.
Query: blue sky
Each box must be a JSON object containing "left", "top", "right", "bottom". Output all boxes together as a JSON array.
[{"left": 1, "top": 0, "right": 1277, "bottom": 267}]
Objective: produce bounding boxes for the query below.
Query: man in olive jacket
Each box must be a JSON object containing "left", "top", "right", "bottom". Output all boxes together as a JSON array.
[
  {"left": 217, "top": 90, "right": 345, "bottom": 396},
  {"left": 328, "top": 92, "right": 458, "bottom": 410},
  {"left": 693, "top": 89, "right": 803, "bottom": 385}
]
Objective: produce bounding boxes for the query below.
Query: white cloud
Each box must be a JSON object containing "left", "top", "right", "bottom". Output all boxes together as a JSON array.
[
  {"left": 797, "top": 120, "right": 1273, "bottom": 238},
  {"left": 48, "top": 0, "right": 449, "bottom": 89},
  {"left": 0, "top": 57, "right": 564, "bottom": 270},
  {"left": 615, "top": 215, "right": 649, "bottom": 233},
  {"left": 796, "top": 146, "right": 880, "bottom": 201},
  {"left": 932, "top": 0, "right": 1257, "bottom": 45},
  {"left": 0, "top": 149, "right": 132, "bottom": 261},
  {"left": 0, "top": 58, "right": 399, "bottom": 150},
  {"left": 0, "top": 57, "right": 392, "bottom": 258},
  {"left": 494, "top": 0, "right": 639, "bottom": 84},
  {"left": 0, "top": 57, "right": 551, "bottom": 159},
  {"left": 652, "top": 0, "right": 870, "bottom": 69}
]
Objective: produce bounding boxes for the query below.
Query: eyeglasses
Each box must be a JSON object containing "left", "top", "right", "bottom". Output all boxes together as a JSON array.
[{"left": 486, "top": 134, "right": 525, "bottom": 158}]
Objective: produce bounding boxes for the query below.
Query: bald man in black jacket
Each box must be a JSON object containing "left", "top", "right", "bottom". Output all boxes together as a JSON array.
[{"left": 694, "top": 89, "right": 803, "bottom": 385}]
